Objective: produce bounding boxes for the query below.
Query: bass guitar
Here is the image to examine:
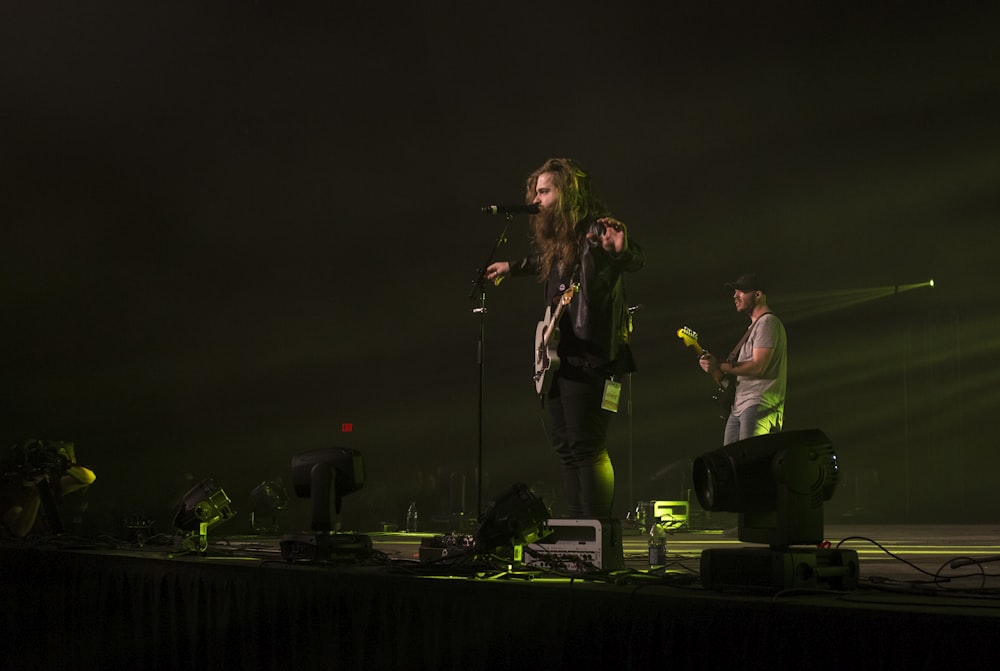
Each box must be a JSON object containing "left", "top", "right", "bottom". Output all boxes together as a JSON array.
[
  {"left": 533, "top": 284, "right": 578, "bottom": 396},
  {"left": 677, "top": 326, "right": 735, "bottom": 419}
]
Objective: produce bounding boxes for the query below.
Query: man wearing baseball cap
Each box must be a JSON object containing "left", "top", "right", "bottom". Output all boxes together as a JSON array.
[{"left": 699, "top": 273, "right": 787, "bottom": 445}]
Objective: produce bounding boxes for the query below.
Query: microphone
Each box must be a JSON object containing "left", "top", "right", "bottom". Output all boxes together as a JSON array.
[{"left": 481, "top": 204, "right": 539, "bottom": 215}]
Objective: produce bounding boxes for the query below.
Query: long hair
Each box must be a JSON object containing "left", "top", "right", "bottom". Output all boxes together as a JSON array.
[{"left": 525, "top": 158, "right": 607, "bottom": 282}]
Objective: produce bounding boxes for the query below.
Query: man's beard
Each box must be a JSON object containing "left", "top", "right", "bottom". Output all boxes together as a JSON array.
[
  {"left": 531, "top": 206, "right": 563, "bottom": 244},
  {"left": 532, "top": 206, "right": 580, "bottom": 281},
  {"left": 736, "top": 295, "right": 757, "bottom": 314}
]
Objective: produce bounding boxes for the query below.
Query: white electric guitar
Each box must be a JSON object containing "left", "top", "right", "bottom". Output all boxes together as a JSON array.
[{"left": 533, "top": 285, "right": 578, "bottom": 396}]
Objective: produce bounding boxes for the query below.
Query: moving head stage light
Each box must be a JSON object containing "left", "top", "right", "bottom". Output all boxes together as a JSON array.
[
  {"left": 1, "top": 439, "right": 74, "bottom": 479},
  {"left": 1, "top": 439, "right": 91, "bottom": 536},
  {"left": 692, "top": 429, "right": 859, "bottom": 592},
  {"left": 280, "top": 447, "right": 371, "bottom": 562},
  {"left": 247, "top": 480, "right": 288, "bottom": 534},
  {"left": 172, "top": 479, "right": 237, "bottom": 554},
  {"left": 474, "top": 482, "right": 552, "bottom": 559}
]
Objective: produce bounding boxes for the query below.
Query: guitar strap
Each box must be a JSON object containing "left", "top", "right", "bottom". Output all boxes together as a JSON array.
[
  {"left": 566, "top": 262, "right": 582, "bottom": 290},
  {"left": 726, "top": 312, "right": 772, "bottom": 363},
  {"left": 551, "top": 262, "right": 582, "bottom": 305}
]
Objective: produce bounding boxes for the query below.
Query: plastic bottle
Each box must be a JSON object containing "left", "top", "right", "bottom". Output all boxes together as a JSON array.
[
  {"left": 406, "top": 502, "right": 419, "bottom": 532},
  {"left": 648, "top": 522, "right": 666, "bottom": 566}
]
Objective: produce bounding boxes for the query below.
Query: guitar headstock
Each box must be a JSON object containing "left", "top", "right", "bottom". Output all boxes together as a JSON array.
[
  {"left": 676, "top": 326, "right": 704, "bottom": 355},
  {"left": 560, "top": 283, "right": 579, "bottom": 305}
]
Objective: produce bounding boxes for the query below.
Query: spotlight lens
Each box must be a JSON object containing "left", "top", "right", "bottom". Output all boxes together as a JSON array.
[{"left": 692, "top": 453, "right": 724, "bottom": 511}]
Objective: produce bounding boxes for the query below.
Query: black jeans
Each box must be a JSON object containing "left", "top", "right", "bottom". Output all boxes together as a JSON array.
[{"left": 547, "top": 366, "right": 614, "bottom": 518}]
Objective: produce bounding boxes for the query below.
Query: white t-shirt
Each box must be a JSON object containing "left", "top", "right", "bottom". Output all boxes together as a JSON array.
[{"left": 732, "top": 313, "right": 787, "bottom": 416}]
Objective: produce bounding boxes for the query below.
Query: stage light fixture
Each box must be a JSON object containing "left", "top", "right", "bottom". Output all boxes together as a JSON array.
[
  {"left": 280, "top": 447, "right": 371, "bottom": 562},
  {"left": 693, "top": 429, "right": 838, "bottom": 546},
  {"left": 474, "top": 482, "right": 552, "bottom": 559},
  {"left": 692, "top": 429, "right": 859, "bottom": 591},
  {"left": 172, "top": 479, "right": 236, "bottom": 553},
  {"left": 290, "top": 447, "right": 364, "bottom": 532},
  {"left": 247, "top": 480, "right": 288, "bottom": 534}
]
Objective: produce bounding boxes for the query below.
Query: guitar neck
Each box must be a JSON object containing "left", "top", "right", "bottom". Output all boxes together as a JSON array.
[
  {"left": 677, "top": 326, "right": 728, "bottom": 385},
  {"left": 542, "top": 302, "right": 567, "bottom": 349},
  {"left": 542, "top": 286, "right": 577, "bottom": 348}
]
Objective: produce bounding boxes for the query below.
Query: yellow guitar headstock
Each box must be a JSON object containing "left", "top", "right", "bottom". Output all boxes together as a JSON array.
[
  {"left": 676, "top": 326, "right": 703, "bottom": 354},
  {"left": 560, "top": 284, "right": 579, "bottom": 305}
]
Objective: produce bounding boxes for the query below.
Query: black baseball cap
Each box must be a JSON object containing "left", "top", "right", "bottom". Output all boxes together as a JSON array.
[{"left": 725, "top": 273, "right": 766, "bottom": 293}]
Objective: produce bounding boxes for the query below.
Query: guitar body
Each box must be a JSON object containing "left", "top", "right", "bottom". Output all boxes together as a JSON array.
[
  {"left": 534, "top": 307, "right": 560, "bottom": 395},
  {"left": 712, "top": 374, "right": 736, "bottom": 419},
  {"left": 533, "top": 285, "right": 578, "bottom": 396}
]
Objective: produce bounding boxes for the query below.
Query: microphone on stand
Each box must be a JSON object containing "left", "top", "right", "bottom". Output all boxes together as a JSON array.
[{"left": 481, "top": 204, "right": 540, "bottom": 215}]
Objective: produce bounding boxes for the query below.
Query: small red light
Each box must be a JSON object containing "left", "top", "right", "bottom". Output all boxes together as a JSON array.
[{"left": 341, "top": 423, "right": 353, "bottom": 433}]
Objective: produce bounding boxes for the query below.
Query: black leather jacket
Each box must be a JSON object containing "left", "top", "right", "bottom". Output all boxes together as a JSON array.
[{"left": 510, "top": 224, "right": 644, "bottom": 376}]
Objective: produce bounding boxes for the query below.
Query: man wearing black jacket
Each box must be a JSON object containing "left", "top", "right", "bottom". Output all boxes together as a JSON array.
[{"left": 485, "top": 158, "right": 644, "bottom": 518}]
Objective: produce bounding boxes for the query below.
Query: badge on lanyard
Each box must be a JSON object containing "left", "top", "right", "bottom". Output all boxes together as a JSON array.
[{"left": 601, "top": 378, "right": 622, "bottom": 413}]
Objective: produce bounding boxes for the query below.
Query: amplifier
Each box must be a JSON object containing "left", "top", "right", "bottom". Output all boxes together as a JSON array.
[{"left": 522, "top": 518, "right": 623, "bottom": 571}]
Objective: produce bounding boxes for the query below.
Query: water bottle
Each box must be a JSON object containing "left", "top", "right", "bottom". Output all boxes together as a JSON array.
[
  {"left": 406, "top": 502, "right": 419, "bottom": 532},
  {"left": 648, "top": 522, "right": 666, "bottom": 566}
]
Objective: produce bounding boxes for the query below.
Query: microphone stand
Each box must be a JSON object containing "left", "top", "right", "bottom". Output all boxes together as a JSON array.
[
  {"left": 626, "top": 304, "right": 642, "bottom": 517},
  {"left": 468, "top": 215, "right": 512, "bottom": 521}
]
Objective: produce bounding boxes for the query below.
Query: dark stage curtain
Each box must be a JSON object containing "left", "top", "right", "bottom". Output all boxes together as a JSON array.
[{"left": 2, "top": 545, "right": 998, "bottom": 670}]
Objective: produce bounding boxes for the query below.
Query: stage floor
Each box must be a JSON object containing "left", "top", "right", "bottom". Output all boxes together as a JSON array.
[
  {"left": 363, "top": 522, "right": 1000, "bottom": 581},
  {"left": 198, "top": 520, "right": 1000, "bottom": 596},
  {"left": 11, "top": 521, "right": 1000, "bottom": 592}
]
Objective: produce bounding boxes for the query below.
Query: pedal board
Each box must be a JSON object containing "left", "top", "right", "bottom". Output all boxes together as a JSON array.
[
  {"left": 419, "top": 533, "right": 475, "bottom": 562},
  {"left": 522, "top": 518, "right": 623, "bottom": 572}
]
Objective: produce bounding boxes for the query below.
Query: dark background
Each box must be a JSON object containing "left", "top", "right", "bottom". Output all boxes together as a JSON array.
[{"left": 3, "top": 3, "right": 997, "bottom": 535}]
